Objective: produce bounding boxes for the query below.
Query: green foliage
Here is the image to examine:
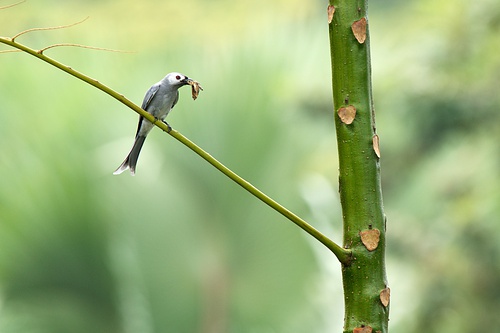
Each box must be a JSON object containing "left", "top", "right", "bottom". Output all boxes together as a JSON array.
[
  {"left": 1, "top": 1, "right": 329, "bottom": 332},
  {"left": 1, "top": 0, "right": 500, "bottom": 332},
  {"left": 373, "top": 0, "right": 500, "bottom": 332}
]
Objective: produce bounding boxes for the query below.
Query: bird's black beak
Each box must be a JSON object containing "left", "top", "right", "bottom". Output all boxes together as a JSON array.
[{"left": 181, "top": 76, "right": 191, "bottom": 85}]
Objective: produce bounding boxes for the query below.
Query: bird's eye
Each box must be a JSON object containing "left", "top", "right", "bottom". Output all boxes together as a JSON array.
[{"left": 176, "top": 75, "right": 181, "bottom": 80}]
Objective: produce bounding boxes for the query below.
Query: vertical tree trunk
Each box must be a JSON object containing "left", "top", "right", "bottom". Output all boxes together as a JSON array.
[{"left": 327, "top": 1, "right": 389, "bottom": 332}]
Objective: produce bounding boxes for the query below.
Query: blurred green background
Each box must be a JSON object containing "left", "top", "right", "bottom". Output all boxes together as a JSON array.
[{"left": 1, "top": 0, "right": 500, "bottom": 332}]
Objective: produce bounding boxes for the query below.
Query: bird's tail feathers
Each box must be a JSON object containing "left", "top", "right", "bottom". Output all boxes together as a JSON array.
[{"left": 113, "top": 136, "right": 147, "bottom": 176}]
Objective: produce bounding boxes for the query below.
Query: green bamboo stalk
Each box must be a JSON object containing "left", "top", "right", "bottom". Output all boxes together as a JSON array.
[
  {"left": 327, "top": 1, "right": 389, "bottom": 332},
  {"left": 0, "top": 35, "right": 351, "bottom": 263}
]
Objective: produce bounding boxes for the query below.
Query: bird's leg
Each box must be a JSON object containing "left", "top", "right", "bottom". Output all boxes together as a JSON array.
[
  {"left": 161, "top": 119, "right": 172, "bottom": 133},
  {"left": 152, "top": 116, "right": 172, "bottom": 133}
]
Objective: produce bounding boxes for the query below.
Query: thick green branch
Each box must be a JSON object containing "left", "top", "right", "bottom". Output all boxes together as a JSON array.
[
  {"left": 0, "top": 36, "right": 351, "bottom": 264},
  {"left": 328, "top": 0, "right": 388, "bottom": 332}
]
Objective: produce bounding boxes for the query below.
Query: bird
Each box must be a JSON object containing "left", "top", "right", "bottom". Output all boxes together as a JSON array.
[{"left": 113, "top": 72, "right": 193, "bottom": 176}]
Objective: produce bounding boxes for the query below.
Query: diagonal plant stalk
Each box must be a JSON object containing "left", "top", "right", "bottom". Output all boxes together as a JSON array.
[
  {"left": 0, "top": 35, "right": 352, "bottom": 264},
  {"left": 328, "top": 0, "right": 389, "bottom": 332}
]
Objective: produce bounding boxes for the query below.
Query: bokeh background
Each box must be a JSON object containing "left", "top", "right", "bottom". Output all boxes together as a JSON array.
[{"left": 1, "top": 0, "right": 500, "bottom": 332}]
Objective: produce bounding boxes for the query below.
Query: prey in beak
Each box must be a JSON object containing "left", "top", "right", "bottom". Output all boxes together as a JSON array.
[{"left": 186, "top": 78, "right": 203, "bottom": 100}]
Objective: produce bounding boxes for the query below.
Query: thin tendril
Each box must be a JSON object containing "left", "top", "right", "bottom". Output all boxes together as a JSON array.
[
  {"left": 11, "top": 16, "right": 90, "bottom": 41},
  {"left": 38, "top": 43, "right": 135, "bottom": 54},
  {"left": 0, "top": 0, "right": 26, "bottom": 10}
]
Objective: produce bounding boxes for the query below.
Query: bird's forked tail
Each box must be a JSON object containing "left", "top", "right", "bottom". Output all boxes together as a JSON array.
[{"left": 113, "top": 135, "right": 147, "bottom": 176}]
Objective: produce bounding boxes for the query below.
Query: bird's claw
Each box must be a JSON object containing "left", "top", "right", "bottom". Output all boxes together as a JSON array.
[
  {"left": 161, "top": 119, "right": 172, "bottom": 132},
  {"left": 152, "top": 117, "right": 172, "bottom": 132}
]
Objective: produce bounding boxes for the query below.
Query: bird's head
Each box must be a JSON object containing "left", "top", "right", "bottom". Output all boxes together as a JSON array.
[{"left": 164, "top": 72, "right": 190, "bottom": 87}]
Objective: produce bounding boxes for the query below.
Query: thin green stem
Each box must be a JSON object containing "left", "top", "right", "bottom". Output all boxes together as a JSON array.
[
  {"left": 169, "top": 129, "right": 351, "bottom": 263},
  {"left": 0, "top": 36, "right": 351, "bottom": 263}
]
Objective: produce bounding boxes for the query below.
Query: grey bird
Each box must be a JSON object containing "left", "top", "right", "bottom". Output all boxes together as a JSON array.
[{"left": 113, "top": 72, "right": 192, "bottom": 175}]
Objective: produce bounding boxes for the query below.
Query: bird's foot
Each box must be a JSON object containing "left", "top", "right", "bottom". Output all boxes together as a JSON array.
[{"left": 161, "top": 119, "right": 172, "bottom": 133}]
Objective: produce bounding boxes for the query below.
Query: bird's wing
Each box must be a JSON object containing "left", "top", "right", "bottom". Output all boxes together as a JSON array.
[
  {"left": 135, "top": 83, "right": 161, "bottom": 137},
  {"left": 141, "top": 83, "right": 161, "bottom": 110},
  {"left": 171, "top": 90, "right": 180, "bottom": 110}
]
